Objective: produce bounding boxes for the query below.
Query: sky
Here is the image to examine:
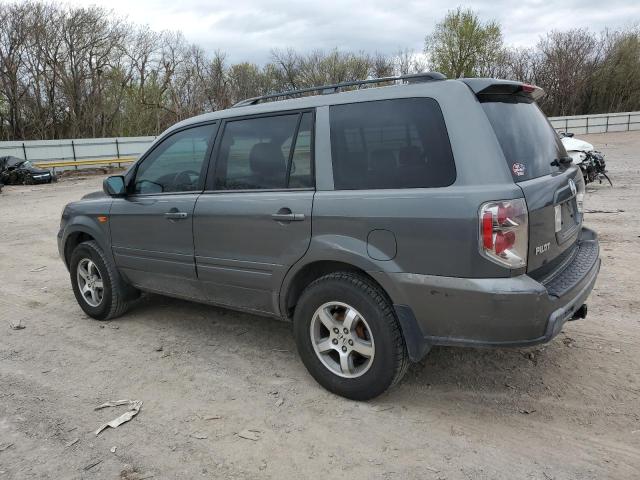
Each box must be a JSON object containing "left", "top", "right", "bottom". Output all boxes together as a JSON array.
[{"left": 66, "top": 0, "right": 640, "bottom": 64}]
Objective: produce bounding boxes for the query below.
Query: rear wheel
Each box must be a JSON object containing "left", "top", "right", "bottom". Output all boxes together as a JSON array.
[
  {"left": 293, "top": 272, "right": 409, "bottom": 400},
  {"left": 69, "top": 241, "right": 136, "bottom": 320}
]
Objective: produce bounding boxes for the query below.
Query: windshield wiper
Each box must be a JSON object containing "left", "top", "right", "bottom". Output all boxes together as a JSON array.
[{"left": 550, "top": 156, "right": 573, "bottom": 167}]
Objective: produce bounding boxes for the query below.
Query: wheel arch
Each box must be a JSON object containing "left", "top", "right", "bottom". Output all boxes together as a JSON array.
[
  {"left": 281, "top": 259, "right": 393, "bottom": 320},
  {"left": 62, "top": 217, "right": 110, "bottom": 268},
  {"left": 64, "top": 230, "right": 96, "bottom": 267},
  {"left": 279, "top": 240, "right": 430, "bottom": 362}
]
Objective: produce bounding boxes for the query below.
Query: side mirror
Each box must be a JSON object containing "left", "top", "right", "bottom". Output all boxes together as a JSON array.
[{"left": 103, "top": 175, "right": 126, "bottom": 197}]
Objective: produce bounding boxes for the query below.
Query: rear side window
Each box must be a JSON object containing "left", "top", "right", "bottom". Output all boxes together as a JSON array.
[
  {"left": 214, "top": 111, "right": 314, "bottom": 190},
  {"left": 481, "top": 100, "right": 567, "bottom": 182},
  {"left": 329, "top": 98, "right": 455, "bottom": 190}
]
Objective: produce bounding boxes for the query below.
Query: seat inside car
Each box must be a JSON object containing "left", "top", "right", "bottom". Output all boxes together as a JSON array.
[{"left": 249, "top": 142, "right": 287, "bottom": 188}]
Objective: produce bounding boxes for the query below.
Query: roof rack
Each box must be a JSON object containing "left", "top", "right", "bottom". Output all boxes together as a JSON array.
[{"left": 232, "top": 72, "right": 446, "bottom": 108}]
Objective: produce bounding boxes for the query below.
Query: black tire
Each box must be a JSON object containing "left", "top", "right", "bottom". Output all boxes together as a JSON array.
[
  {"left": 293, "top": 272, "right": 409, "bottom": 400},
  {"left": 69, "top": 240, "right": 136, "bottom": 320}
]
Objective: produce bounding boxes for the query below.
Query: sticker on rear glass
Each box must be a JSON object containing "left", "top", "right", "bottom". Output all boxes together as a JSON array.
[{"left": 512, "top": 163, "right": 526, "bottom": 176}]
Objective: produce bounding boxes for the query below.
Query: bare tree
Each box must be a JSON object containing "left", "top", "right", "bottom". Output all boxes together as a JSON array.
[
  {"left": 0, "top": 2, "right": 28, "bottom": 139},
  {"left": 533, "top": 29, "right": 600, "bottom": 116},
  {"left": 270, "top": 48, "right": 300, "bottom": 90},
  {"left": 394, "top": 48, "right": 428, "bottom": 75}
]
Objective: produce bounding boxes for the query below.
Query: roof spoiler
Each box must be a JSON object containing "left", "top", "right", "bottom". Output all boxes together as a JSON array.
[{"left": 461, "top": 78, "right": 545, "bottom": 101}]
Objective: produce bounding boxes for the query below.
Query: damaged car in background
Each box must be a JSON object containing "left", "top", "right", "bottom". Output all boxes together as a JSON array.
[
  {"left": 0, "top": 156, "right": 54, "bottom": 185},
  {"left": 560, "top": 133, "right": 612, "bottom": 186}
]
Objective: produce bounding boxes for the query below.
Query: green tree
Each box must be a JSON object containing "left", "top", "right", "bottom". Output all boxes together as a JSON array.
[
  {"left": 589, "top": 29, "right": 640, "bottom": 113},
  {"left": 425, "top": 7, "right": 503, "bottom": 78}
]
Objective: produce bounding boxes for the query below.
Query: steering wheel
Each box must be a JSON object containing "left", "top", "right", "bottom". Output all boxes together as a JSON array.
[{"left": 172, "top": 170, "right": 200, "bottom": 191}]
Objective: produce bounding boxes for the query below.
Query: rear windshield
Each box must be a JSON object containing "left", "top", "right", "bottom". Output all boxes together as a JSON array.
[{"left": 481, "top": 99, "right": 567, "bottom": 182}]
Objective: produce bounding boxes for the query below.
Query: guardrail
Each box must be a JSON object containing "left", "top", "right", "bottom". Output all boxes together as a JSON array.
[
  {"left": 549, "top": 111, "right": 640, "bottom": 134},
  {"left": 33, "top": 157, "right": 136, "bottom": 172}
]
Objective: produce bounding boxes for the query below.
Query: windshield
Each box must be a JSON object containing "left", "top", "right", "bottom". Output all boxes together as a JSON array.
[
  {"left": 482, "top": 99, "right": 568, "bottom": 182},
  {"left": 4, "top": 158, "right": 28, "bottom": 168}
]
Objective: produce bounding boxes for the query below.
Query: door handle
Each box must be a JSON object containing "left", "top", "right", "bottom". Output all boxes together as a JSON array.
[
  {"left": 164, "top": 211, "right": 188, "bottom": 220},
  {"left": 271, "top": 213, "right": 305, "bottom": 222}
]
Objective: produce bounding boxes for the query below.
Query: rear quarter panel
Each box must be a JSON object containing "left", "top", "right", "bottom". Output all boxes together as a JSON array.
[{"left": 306, "top": 81, "right": 524, "bottom": 284}]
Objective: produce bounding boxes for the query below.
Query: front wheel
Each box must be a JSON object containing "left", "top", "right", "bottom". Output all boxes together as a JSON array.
[
  {"left": 293, "top": 272, "right": 409, "bottom": 400},
  {"left": 69, "top": 240, "right": 136, "bottom": 320}
]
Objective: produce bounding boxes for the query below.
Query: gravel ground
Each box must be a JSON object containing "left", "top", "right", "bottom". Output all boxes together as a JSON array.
[{"left": 1, "top": 131, "right": 639, "bottom": 479}]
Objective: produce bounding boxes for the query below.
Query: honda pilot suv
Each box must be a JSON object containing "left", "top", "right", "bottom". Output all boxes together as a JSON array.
[{"left": 58, "top": 73, "right": 600, "bottom": 400}]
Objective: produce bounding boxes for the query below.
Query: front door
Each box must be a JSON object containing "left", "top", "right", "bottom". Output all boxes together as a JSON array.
[
  {"left": 193, "top": 111, "right": 315, "bottom": 314},
  {"left": 110, "top": 123, "right": 218, "bottom": 296}
]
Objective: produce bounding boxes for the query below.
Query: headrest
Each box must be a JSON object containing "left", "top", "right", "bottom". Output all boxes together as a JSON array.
[{"left": 249, "top": 143, "right": 286, "bottom": 177}]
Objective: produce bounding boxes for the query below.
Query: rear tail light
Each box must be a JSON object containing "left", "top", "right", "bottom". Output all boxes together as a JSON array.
[{"left": 479, "top": 198, "right": 528, "bottom": 268}]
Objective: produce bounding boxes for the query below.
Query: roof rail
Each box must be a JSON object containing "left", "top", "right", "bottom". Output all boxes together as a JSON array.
[{"left": 232, "top": 72, "right": 446, "bottom": 108}]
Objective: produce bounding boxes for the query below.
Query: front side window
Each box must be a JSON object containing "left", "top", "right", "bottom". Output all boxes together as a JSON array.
[
  {"left": 329, "top": 98, "right": 456, "bottom": 190},
  {"left": 214, "top": 111, "right": 314, "bottom": 190},
  {"left": 133, "top": 124, "right": 216, "bottom": 194}
]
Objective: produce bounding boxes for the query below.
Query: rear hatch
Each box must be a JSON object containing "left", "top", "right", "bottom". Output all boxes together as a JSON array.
[{"left": 467, "top": 79, "right": 583, "bottom": 276}]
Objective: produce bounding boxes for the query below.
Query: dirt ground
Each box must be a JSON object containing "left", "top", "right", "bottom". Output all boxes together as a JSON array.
[{"left": 1, "top": 131, "right": 639, "bottom": 480}]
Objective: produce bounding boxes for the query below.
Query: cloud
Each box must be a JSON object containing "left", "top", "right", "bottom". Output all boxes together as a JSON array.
[{"left": 69, "top": 0, "right": 640, "bottom": 63}]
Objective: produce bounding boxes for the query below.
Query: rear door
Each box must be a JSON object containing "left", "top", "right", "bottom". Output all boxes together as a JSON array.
[
  {"left": 480, "top": 96, "right": 583, "bottom": 275},
  {"left": 193, "top": 111, "right": 314, "bottom": 314}
]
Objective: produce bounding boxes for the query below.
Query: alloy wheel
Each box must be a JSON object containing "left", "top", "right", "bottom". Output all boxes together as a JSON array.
[
  {"left": 76, "top": 258, "right": 104, "bottom": 307},
  {"left": 309, "top": 301, "right": 375, "bottom": 378}
]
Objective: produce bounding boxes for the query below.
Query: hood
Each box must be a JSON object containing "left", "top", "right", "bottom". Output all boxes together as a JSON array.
[
  {"left": 82, "top": 190, "right": 107, "bottom": 200},
  {"left": 27, "top": 166, "right": 51, "bottom": 175},
  {"left": 1, "top": 157, "right": 51, "bottom": 174},
  {"left": 561, "top": 136, "right": 593, "bottom": 152}
]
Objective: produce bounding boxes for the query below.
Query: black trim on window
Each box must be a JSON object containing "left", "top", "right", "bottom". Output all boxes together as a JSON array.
[
  {"left": 204, "top": 108, "right": 316, "bottom": 192},
  {"left": 126, "top": 121, "right": 219, "bottom": 197},
  {"left": 286, "top": 114, "right": 303, "bottom": 188}
]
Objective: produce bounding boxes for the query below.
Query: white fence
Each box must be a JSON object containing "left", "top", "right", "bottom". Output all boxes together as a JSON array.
[
  {"left": 549, "top": 111, "right": 640, "bottom": 135},
  {"left": 0, "top": 136, "right": 155, "bottom": 164}
]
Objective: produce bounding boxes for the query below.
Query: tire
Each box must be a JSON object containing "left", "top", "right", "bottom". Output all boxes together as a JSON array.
[
  {"left": 293, "top": 272, "right": 409, "bottom": 400},
  {"left": 69, "top": 240, "right": 135, "bottom": 320}
]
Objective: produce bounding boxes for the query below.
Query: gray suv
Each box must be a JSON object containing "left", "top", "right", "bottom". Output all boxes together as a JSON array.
[{"left": 58, "top": 73, "right": 601, "bottom": 400}]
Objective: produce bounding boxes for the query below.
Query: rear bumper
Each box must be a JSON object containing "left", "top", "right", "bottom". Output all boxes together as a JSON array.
[{"left": 374, "top": 227, "right": 600, "bottom": 361}]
